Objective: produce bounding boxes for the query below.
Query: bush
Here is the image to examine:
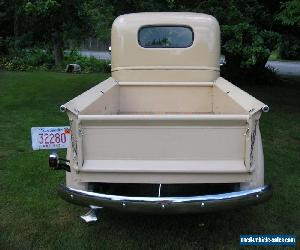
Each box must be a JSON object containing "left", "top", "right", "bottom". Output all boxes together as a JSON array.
[
  {"left": 24, "top": 49, "right": 54, "bottom": 67},
  {"left": 63, "top": 50, "right": 110, "bottom": 73},
  {"left": 0, "top": 49, "right": 54, "bottom": 71},
  {"left": 0, "top": 56, "right": 33, "bottom": 71},
  {"left": 0, "top": 48, "right": 111, "bottom": 73}
]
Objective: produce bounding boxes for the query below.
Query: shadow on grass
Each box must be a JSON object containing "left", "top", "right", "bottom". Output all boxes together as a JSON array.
[{"left": 71, "top": 206, "right": 270, "bottom": 249}]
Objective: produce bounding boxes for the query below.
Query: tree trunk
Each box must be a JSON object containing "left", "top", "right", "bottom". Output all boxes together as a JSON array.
[
  {"left": 52, "top": 32, "right": 64, "bottom": 66},
  {"left": 224, "top": 53, "right": 243, "bottom": 72},
  {"left": 253, "top": 53, "right": 270, "bottom": 71},
  {"left": 14, "top": 3, "right": 19, "bottom": 49}
]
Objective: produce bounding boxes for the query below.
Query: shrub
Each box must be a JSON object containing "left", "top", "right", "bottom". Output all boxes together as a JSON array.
[
  {"left": 0, "top": 49, "right": 111, "bottom": 73},
  {"left": 63, "top": 50, "right": 110, "bottom": 73},
  {"left": 0, "top": 56, "right": 33, "bottom": 71},
  {"left": 25, "top": 49, "right": 54, "bottom": 67},
  {"left": 0, "top": 49, "right": 54, "bottom": 71}
]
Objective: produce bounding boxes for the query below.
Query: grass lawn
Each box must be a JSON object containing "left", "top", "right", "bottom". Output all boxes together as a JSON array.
[{"left": 0, "top": 71, "right": 299, "bottom": 249}]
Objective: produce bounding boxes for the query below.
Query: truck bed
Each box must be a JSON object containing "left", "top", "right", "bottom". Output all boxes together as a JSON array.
[
  {"left": 64, "top": 77, "right": 266, "bottom": 184},
  {"left": 79, "top": 80, "right": 249, "bottom": 116}
]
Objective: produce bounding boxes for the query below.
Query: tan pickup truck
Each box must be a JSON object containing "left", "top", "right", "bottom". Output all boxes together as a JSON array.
[{"left": 50, "top": 12, "right": 271, "bottom": 221}]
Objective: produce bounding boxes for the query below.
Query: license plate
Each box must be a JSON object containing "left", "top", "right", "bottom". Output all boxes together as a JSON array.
[{"left": 31, "top": 127, "right": 71, "bottom": 150}]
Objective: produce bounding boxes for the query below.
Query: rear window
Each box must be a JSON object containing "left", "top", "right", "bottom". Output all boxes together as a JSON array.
[{"left": 138, "top": 26, "right": 193, "bottom": 48}]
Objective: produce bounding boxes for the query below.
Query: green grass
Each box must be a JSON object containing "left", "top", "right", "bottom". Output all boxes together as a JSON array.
[{"left": 0, "top": 71, "right": 299, "bottom": 249}]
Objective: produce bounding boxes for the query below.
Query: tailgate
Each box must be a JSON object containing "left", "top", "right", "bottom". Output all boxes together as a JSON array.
[{"left": 76, "top": 114, "right": 249, "bottom": 175}]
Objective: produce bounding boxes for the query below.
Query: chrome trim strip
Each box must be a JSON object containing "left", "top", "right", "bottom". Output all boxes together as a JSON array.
[{"left": 58, "top": 185, "right": 272, "bottom": 213}]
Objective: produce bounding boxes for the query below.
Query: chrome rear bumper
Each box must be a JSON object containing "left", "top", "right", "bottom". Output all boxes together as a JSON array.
[{"left": 58, "top": 184, "right": 271, "bottom": 213}]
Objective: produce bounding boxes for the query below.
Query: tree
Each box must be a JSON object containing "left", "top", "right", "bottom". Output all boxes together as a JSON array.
[
  {"left": 277, "top": 0, "right": 300, "bottom": 26},
  {"left": 182, "top": 0, "right": 280, "bottom": 72},
  {"left": 2, "top": 0, "right": 298, "bottom": 71},
  {"left": 86, "top": 0, "right": 281, "bottom": 73},
  {"left": 24, "top": 0, "right": 93, "bottom": 65},
  {"left": 0, "top": 0, "right": 28, "bottom": 53},
  {"left": 276, "top": 0, "right": 300, "bottom": 60},
  {"left": 83, "top": 0, "right": 170, "bottom": 40}
]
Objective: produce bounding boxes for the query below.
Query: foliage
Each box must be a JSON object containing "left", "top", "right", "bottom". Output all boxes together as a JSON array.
[
  {"left": 0, "top": 49, "right": 53, "bottom": 71},
  {"left": 0, "top": 57, "right": 33, "bottom": 71},
  {"left": 199, "top": 0, "right": 280, "bottom": 71},
  {"left": 0, "top": 49, "right": 110, "bottom": 73},
  {"left": 276, "top": 0, "right": 300, "bottom": 60},
  {"left": 82, "top": 0, "right": 115, "bottom": 40},
  {"left": 279, "top": 35, "right": 300, "bottom": 60},
  {"left": 1, "top": 0, "right": 300, "bottom": 77},
  {"left": 63, "top": 50, "right": 110, "bottom": 73},
  {"left": 276, "top": 0, "right": 300, "bottom": 26},
  {"left": 85, "top": 0, "right": 282, "bottom": 73},
  {"left": 268, "top": 50, "right": 280, "bottom": 61},
  {"left": 222, "top": 23, "right": 279, "bottom": 69},
  {"left": 23, "top": 0, "right": 94, "bottom": 65}
]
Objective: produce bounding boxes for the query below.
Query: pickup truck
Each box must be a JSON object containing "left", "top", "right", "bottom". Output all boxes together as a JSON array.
[{"left": 50, "top": 12, "right": 272, "bottom": 222}]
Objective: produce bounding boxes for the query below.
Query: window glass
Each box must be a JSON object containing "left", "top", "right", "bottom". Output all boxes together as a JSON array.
[{"left": 138, "top": 26, "right": 193, "bottom": 48}]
